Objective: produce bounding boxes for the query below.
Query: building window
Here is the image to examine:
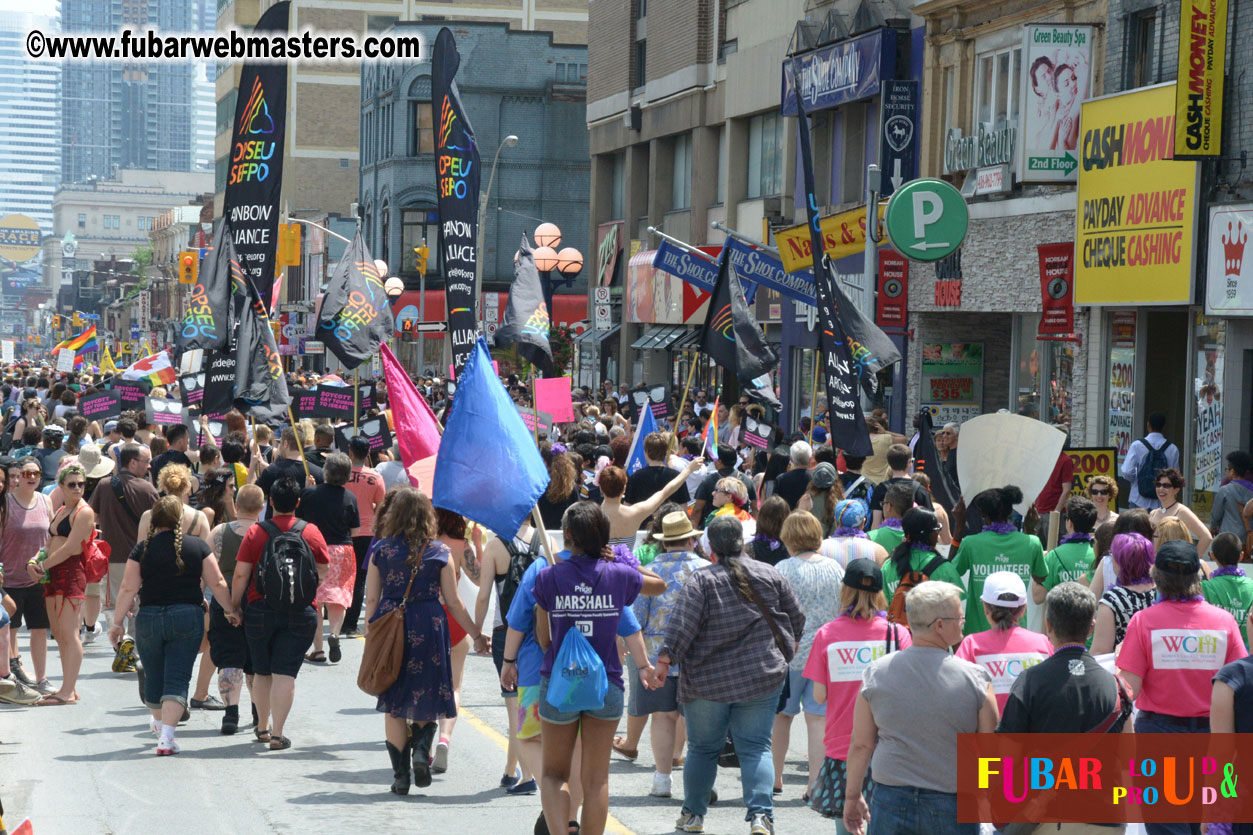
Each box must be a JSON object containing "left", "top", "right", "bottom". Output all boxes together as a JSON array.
[
  {"left": 379, "top": 202, "right": 390, "bottom": 267},
  {"left": 412, "top": 101, "right": 434, "bottom": 154},
  {"left": 748, "top": 112, "right": 783, "bottom": 199},
  {"left": 671, "top": 134, "right": 692, "bottom": 210},
  {"left": 77, "top": 213, "right": 86, "bottom": 228},
  {"left": 716, "top": 127, "right": 727, "bottom": 205},
  {"left": 633, "top": 40, "right": 647, "bottom": 90},
  {"left": 1128, "top": 10, "right": 1157, "bottom": 88},
  {"left": 975, "top": 45, "right": 1022, "bottom": 129},
  {"left": 611, "top": 153, "right": 626, "bottom": 220}
]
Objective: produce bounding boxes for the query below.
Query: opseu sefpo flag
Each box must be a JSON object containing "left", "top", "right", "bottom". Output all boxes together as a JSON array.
[
  {"left": 316, "top": 229, "right": 394, "bottom": 369},
  {"left": 431, "top": 27, "right": 481, "bottom": 375},
  {"left": 223, "top": 1, "right": 289, "bottom": 311}
]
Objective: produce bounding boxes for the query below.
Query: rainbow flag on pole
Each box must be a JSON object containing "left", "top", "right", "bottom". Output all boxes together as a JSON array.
[
  {"left": 52, "top": 324, "right": 98, "bottom": 366},
  {"left": 122, "top": 350, "right": 177, "bottom": 387},
  {"left": 701, "top": 396, "right": 720, "bottom": 458}
]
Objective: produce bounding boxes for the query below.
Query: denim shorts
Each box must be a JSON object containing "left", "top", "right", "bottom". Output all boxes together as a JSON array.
[
  {"left": 244, "top": 602, "right": 317, "bottom": 678},
  {"left": 135, "top": 603, "right": 205, "bottom": 709},
  {"left": 537, "top": 676, "right": 624, "bottom": 724},
  {"left": 779, "top": 667, "right": 826, "bottom": 716}
]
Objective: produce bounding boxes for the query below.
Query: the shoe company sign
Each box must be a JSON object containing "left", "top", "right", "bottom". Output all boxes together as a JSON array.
[
  {"left": 944, "top": 123, "right": 1016, "bottom": 175},
  {"left": 782, "top": 29, "right": 897, "bottom": 116}
]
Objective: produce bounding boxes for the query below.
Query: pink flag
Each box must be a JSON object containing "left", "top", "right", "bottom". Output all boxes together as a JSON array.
[{"left": 380, "top": 343, "right": 441, "bottom": 471}]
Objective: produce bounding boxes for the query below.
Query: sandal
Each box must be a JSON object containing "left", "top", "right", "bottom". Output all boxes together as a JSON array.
[
  {"left": 611, "top": 737, "right": 638, "bottom": 760},
  {"left": 304, "top": 651, "right": 327, "bottom": 664},
  {"left": 254, "top": 728, "right": 271, "bottom": 743},
  {"left": 35, "top": 693, "right": 76, "bottom": 706},
  {"left": 268, "top": 734, "right": 292, "bottom": 750},
  {"left": 568, "top": 822, "right": 580, "bottom": 834}
]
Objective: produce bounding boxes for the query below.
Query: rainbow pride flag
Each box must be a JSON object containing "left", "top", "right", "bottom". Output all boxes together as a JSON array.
[
  {"left": 701, "top": 396, "right": 720, "bottom": 458},
  {"left": 52, "top": 325, "right": 98, "bottom": 366},
  {"left": 122, "top": 350, "right": 176, "bottom": 387}
]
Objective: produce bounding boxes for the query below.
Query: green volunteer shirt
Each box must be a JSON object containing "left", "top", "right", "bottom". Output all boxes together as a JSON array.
[
  {"left": 882, "top": 547, "right": 966, "bottom": 606},
  {"left": 1042, "top": 541, "right": 1095, "bottom": 589},
  {"left": 1202, "top": 574, "right": 1253, "bottom": 648},
  {"left": 869, "top": 526, "right": 904, "bottom": 556},
  {"left": 951, "top": 531, "right": 1047, "bottom": 635}
]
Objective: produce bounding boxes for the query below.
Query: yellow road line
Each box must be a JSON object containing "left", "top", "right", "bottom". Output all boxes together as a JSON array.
[{"left": 459, "top": 706, "right": 636, "bottom": 835}]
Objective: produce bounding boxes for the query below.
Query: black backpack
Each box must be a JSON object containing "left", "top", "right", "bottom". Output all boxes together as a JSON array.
[
  {"left": 1135, "top": 438, "right": 1175, "bottom": 499},
  {"left": 0, "top": 411, "right": 18, "bottom": 453},
  {"left": 255, "top": 519, "right": 319, "bottom": 612},
  {"left": 498, "top": 531, "right": 542, "bottom": 628}
]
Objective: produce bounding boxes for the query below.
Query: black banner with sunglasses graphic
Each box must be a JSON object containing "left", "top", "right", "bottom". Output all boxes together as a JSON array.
[
  {"left": 335, "top": 418, "right": 393, "bottom": 457},
  {"left": 741, "top": 416, "right": 774, "bottom": 450},
  {"left": 632, "top": 384, "right": 671, "bottom": 421}
]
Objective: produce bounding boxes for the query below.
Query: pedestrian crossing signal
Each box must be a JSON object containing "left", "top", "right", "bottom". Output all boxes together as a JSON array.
[{"left": 401, "top": 319, "right": 415, "bottom": 341}]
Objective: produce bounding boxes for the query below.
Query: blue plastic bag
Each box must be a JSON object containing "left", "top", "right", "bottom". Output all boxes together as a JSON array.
[{"left": 546, "top": 625, "right": 608, "bottom": 713}]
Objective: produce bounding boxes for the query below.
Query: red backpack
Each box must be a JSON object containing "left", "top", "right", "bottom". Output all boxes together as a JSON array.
[{"left": 83, "top": 528, "right": 110, "bottom": 583}]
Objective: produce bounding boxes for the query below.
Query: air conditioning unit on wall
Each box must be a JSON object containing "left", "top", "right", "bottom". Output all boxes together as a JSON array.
[{"left": 623, "top": 104, "right": 642, "bottom": 132}]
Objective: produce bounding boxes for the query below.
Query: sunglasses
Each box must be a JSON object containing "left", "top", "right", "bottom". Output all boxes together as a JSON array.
[
  {"left": 1089, "top": 488, "right": 1111, "bottom": 496},
  {"left": 1155, "top": 482, "right": 1175, "bottom": 489},
  {"left": 63, "top": 481, "right": 85, "bottom": 489}
]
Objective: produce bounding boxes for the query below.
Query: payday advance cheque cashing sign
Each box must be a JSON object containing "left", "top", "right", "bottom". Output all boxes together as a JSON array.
[{"left": 1074, "top": 83, "right": 1199, "bottom": 305}]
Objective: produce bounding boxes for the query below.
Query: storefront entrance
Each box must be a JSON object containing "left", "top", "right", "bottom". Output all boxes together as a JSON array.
[{"left": 1141, "top": 310, "right": 1189, "bottom": 459}]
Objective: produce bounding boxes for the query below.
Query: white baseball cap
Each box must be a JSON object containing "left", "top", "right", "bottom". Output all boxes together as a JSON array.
[{"left": 980, "top": 571, "right": 1028, "bottom": 607}]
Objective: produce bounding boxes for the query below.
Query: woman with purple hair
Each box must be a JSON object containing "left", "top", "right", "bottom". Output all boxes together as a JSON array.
[{"left": 1090, "top": 532, "right": 1156, "bottom": 655}]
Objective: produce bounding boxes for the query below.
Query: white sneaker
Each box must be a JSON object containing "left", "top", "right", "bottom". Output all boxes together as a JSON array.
[
  {"left": 650, "top": 771, "right": 672, "bottom": 798},
  {"left": 675, "top": 811, "right": 704, "bottom": 833},
  {"left": 156, "top": 737, "right": 180, "bottom": 756},
  {"left": 748, "top": 814, "right": 774, "bottom": 834},
  {"left": 675, "top": 811, "right": 704, "bottom": 832},
  {"left": 82, "top": 621, "right": 102, "bottom": 646}
]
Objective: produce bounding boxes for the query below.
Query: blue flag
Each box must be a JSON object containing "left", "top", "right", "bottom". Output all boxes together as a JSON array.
[
  {"left": 432, "top": 337, "right": 550, "bottom": 538},
  {"left": 625, "top": 403, "right": 659, "bottom": 476}
]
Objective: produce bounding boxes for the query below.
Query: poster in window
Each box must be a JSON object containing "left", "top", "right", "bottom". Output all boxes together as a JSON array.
[
  {"left": 921, "top": 343, "right": 983, "bottom": 426},
  {"left": 1193, "top": 316, "right": 1226, "bottom": 519}
]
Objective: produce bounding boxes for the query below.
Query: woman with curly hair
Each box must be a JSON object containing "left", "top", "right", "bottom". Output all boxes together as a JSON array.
[
  {"left": 1148, "top": 467, "right": 1213, "bottom": 555},
  {"left": 25, "top": 462, "right": 96, "bottom": 705},
  {"left": 537, "top": 442, "right": 582, "bottom": 530},
  {"left": 1086, "top": 474, "right": 1119, "bottom": 526},
  {"left": 364, "top": 487, "right": 484, "bottom": 795},
  {"left": 110, "top": 495, "right": 238, "bottom": 754}
]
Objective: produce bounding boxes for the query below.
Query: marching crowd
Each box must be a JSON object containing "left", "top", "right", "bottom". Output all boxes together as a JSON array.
[{"left": 3, "top": 364, "right": 1253, "bottom": 835}]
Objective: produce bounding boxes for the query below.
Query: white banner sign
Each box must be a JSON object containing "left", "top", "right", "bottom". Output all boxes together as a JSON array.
[
  {"left": 1207, "top": 204, "right": 1253, "bottom": 315},
  {"left": 1, "top": 340, "right": 13, "bottom": 364},
  {"left": 955, "top": 413, "right": 1066, "bottom": 516},
  {"left": 56, "top": 346, "right": 75, "bottom": 373}
]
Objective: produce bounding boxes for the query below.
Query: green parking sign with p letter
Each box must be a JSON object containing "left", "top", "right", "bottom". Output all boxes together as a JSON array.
[{"left": 883, "top": 178, "right": 969, "bottom": 262}]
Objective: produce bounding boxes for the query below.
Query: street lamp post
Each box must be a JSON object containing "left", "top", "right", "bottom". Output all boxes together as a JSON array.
[{"left": 476, "top": 134, "right": 519, "bottom": 336}]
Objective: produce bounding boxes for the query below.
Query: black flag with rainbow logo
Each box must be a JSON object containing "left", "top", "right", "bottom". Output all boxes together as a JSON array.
[
  {"left": 494, "top": 234, "right": 554, "bottom": 377},
  {"left": 315, "top": 229, "right": 394, "bottom": 369},
  {"left": 699, "top": 248, "right": 778, "bottom": 383}
]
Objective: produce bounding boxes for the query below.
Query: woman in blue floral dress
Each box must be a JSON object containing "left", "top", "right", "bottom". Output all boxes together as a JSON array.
[{"left": 364, "top": 487, "right": 485, "bottom": 795}]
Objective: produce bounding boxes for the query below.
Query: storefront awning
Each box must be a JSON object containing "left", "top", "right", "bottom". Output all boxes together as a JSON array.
[
  {"left": 672, "top": 328, "right": 704, "bottom": 351},
  {"left": 631, "top": 324, "right": 688, "bottom": 351},
  {"left": 575, "top": 324, "right": 620, "bottom": 344}
]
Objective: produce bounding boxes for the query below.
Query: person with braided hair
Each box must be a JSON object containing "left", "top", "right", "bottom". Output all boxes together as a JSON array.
[{"left": 109, "top": 495, "right": 239, "bottom": 755}]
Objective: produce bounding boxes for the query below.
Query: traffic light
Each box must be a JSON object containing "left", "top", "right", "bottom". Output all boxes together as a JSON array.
[
  {"left": 413, "top": 244, "right": 429, "bottom": 275},
  {"left": 52, "top": 315, "right": 61, "bottom": 329},
  {"left": 401, "top": 319, "right": 415, "bottom": 342},
  {"left": 277, "top": 223, "right": 301, "bottom": 266},
  {"left": 72, "top": 312, "right": 82, "bottom": 328},
  {"left": 178, "top": 251, "right": 198, "bottom": 285}
]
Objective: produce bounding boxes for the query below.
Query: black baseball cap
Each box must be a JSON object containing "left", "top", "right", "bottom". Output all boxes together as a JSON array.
[
  {"left": 1155, "top": 539, "right": 1201, "bottom": 575},
  {"left": 843, "top": 558, "right": 884, "bottom": 593}
]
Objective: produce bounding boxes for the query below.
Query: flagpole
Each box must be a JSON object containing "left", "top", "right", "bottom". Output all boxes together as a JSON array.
[
  {"left": 353, "top": 368, "right": 359, "bottom": 430},
  {"left": 287, "top": 403, "right": 312, "bottom": 484},
  {"left": 527, "top": 369, "right": 557, "bottom": 565},
  {"left": 808, "top": 345, "right": 820, "bottom": 447},
  {"left": 670, "top": 351, "right": 699, "bottom": 455}
]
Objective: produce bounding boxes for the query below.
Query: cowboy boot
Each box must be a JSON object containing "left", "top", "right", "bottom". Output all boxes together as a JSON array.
[
  {"left": 386, "top": 739, "right": 411, "bottom": 795},
  {"left": 410, "top": 721, "right": 437, "bottom": 788}
]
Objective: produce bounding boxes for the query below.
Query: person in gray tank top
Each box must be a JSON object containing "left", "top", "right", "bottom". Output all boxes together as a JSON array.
[{"left": 206, "top": 484, "right": 263, "bottom": 735}]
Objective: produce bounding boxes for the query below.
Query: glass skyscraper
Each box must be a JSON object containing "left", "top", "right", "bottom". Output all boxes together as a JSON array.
[{"left": 0, "top": 11, "right": 60, "bottom": 233}]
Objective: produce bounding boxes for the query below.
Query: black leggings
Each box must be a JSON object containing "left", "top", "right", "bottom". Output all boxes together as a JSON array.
[{"left": 342, "top": 536, "right": 372, "bottom": 632}]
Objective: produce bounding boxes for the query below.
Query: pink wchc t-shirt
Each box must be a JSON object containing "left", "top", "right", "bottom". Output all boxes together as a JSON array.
[
  {"left": 804, "top": 616, "right": 912, "bottom": 760},
  {"left": 955, "top": 626, "right": 1054, "bottom": 712},
  {"left": 1117, "top": 599, "right": 1248, "bottom": 717}
]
